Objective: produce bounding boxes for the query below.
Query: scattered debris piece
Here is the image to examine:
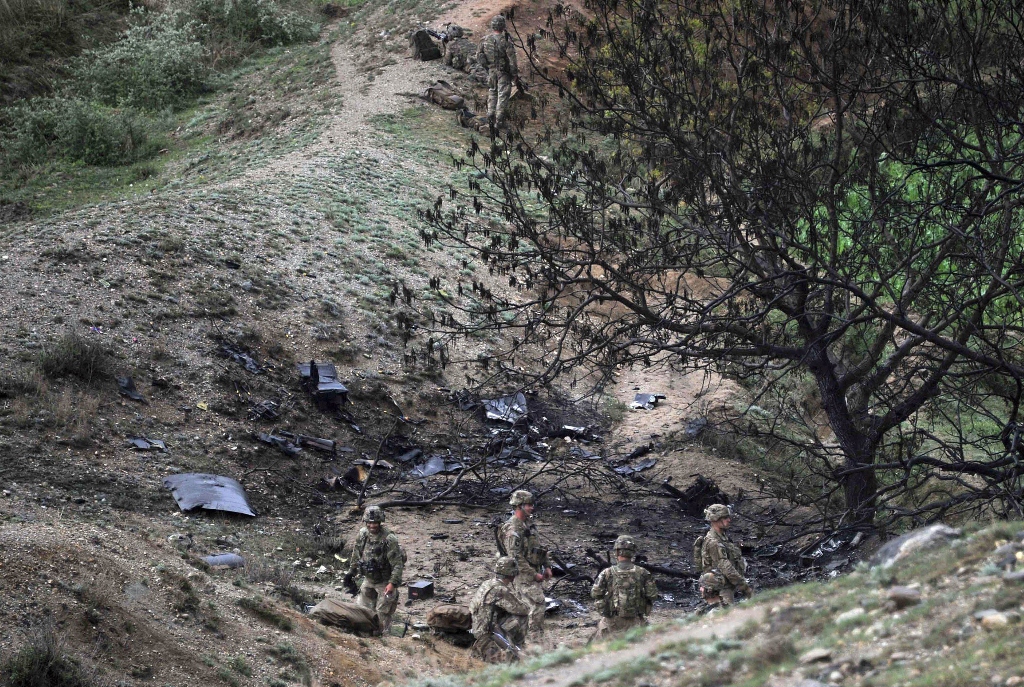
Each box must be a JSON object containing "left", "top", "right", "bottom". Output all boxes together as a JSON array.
[
  {"left": 163, "top": 473, "right": 256, "bottom": 517},
  {"left": 613, "top": 458, "right": 657, "bottom": 477},
  {"left": 218, "top": 342, "right": 261, "bottom": 374},
  {"left": 298, "top": 360, "right": 349, "bottom": 408},
  {"left": 442, "top": 518, "right": 463, "bottom": 525},
  {"left": 630, "top": 393, "right": 666, "bottom": 410},
  {"left": 408, "top": 580, "right": 435, "bottom": 600},
  {"left": 255, "top": 432, "right": 302, "bottom": 457},
  {"left": 344, "top": 459, "right": 394, "bottom": 484},
  {"left": 410, "top": 455, "right": 464, "bottom": 478},
  {"left": 204, "top": 553, "right": 245, "bottom": 569},
  {"left": 684, "top": 417, "right": 708, "bottom": 438},
  {"left": 544, "top": 597, "right": 561, "bottom": 614},
  {"left": 196, "top": 401, "right": 209, "bottom": 411},
  {"left": 128, "top": 437, "right": 167, "bottom": 452},
  {"left": 116, "top": 376, "right": 146, "bottom": 403},
  {"left": 482, "top": 392, "right": 528, "bottom": 424},
  {"left": 249, "top": 398, "right": 283, "bottom": 421},
  {"left": 395, "top": 448, "right": 423, "bottom": 463},
  {"left": 661, "top": 475, "right": 730, "bottom": 517}
]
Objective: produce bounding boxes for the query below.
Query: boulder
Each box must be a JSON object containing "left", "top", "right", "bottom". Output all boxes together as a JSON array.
[
  {"left": 886, "top": 586, "right": 922, "bottom": 610},
  {"left": 798, "top": 647, "right": 832, "bottom": 664},
  {"left": 870, "top": 524, "right": 961, "bottom": 569}
]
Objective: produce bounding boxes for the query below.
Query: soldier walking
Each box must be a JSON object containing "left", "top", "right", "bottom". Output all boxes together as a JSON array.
[
  {"left": 347, "top": 506, "right": 404, "bottom": 633},
  {"left": 475, "top": 14, "right": 519, "bottom": 134},
  {"left": 697, "top": 504, "right": 752, "bottom": 607},
  {"left": 590, "top": 535, "right": 658, "bottom": 642},
  {"left": 469, "top": 556, "right": 531, "bottom": 662},
  {"left": 496, "top": 489, "right": 551, "bottom": 642}
]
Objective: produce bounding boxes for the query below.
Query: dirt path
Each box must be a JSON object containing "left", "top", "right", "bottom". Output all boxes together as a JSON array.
[{"left": 526, "top": 605, "right": 763, "bottom": 687}]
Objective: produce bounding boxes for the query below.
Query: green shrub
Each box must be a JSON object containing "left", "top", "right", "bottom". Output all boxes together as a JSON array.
[
  {"left": 0, "top": 96, "right": 155, "bottom": 166},
  {"left": 2, "top": 627, "right": 106, "bottom": 687},
  {"left": 74, "top": 9, "right": 210, "bottom": 111},
  {"left": 188, "top": 0, "right": 319, "bottom": 47},
  {"left": 38, "top": 332, "right": 112, "bottom": 384}
]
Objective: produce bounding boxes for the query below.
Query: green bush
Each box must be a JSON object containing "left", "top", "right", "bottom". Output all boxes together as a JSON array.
[
  {"left": 189, "top": 0, "right": 319, "bottom": 47},
  {"left": 0, "top": 96, "right": 156, "bottom": 166},
  {"left": 38, "top": 332, "right": 112, "bottom": 384},
  {"left": 2, "top": 628, "right": 106, "bottom": 687},
  {"left": 74, "top": 10, "right": 210, "bottom": 111}
]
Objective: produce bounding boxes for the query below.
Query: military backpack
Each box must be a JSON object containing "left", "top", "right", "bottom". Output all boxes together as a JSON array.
[
  {"left": 604, "top": 566, "right": 648, "bottom": 619},
  {"left": 692, "top": 534, "right": 705, "bottom": 574}
]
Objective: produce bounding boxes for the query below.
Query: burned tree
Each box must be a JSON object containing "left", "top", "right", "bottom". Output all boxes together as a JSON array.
[{"left": 422, "top": 0, "right": 1024, "bottom": 531}]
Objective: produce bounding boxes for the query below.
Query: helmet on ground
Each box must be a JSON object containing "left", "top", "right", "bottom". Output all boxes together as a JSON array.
[
  {"left": 494, "top": 556, "right": 519, "bottom": 577},
  {"left": 704, "top": 503, "right": 731, "bottom": 523},
  {"left": 509, "top": 489, "right": 534, "bottom": 507},
  {"left": 490, "top": 15, "right": 506, "bottom": 30},
  {"left": 613, "top": 535, "right": 636, "bottom": 554},
  {"left": 363, "top": 505, "right": 385, "bottom": 523}
]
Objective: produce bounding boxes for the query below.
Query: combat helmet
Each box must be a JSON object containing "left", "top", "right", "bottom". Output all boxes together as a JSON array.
[
  {"left": 704, "top": 503, "right": 731, "bottom": 523},
  {"left": 613, "top": 534, "right": 636, "bottom": 554},
  {"left": 509, "top": 489, "right": 534, "bottom": 507},
  {"left": 363, "top": 505, "right": 386, "bottom": 523},
  {"left": 494, "top": 556, "right": 518, "bottom": 577},
  {"left": 490, "top": 15, "right": 506, "bottom": 31}
]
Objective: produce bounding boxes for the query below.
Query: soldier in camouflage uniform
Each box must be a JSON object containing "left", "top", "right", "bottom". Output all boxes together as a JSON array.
[
  {"left": 698, "top": 504, "right": 752, "bottom": 606},
  {"left": 497, "top": 489, "right": 550, "bottom": 640},
  {"left": 590, "top": 535, "right": 658, "bottom": 642},
  {"left": 469, "top": 556, "right": 531, "bottom": 662},
  {"left": 475, "top": 14, "right": 519, "bottom": 132},
  {"left": 347, "top": 506, "right": 404, "bottom": 633}
]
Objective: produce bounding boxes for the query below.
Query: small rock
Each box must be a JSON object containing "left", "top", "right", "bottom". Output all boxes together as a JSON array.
[
  {"left": 799, "top": 647, "right": 833, "bottom": 664},
  {"left": 829, "top": 671, "right": 844, "bottom": 682},
  {"left": 835, "top": 607, "right": 866, "bottom": 624},
  {"left": 1005, "top": 677, "right": 1023, "bottom": 686},
  {"left": 167, "top": 533, "right": 190, "bottom": 549},
  {"left": 978, "top": 610, "right": 1010, "bottom": 629},
  {"left": 887, "top": 586, "right": 922, "bottom": 609},
  {"left": 292, "top": 559, "right": 302, "bottom": 567},
  {"left": 315, "top": 565, "right": 328, "bottom": 575}
]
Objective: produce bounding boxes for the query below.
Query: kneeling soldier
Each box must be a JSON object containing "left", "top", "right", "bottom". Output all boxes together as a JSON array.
[
  {"left": 347, "top": 506, "right": 404, "bottom": 633},
  {"left": 698, "top": 504, "right": 752, "bottom": 607},
  {"left": 469, "top": 556, "right": 531, "bottom": 663},
  {"left": 590, "top": 534, "right": 658, "bottom": 642}
]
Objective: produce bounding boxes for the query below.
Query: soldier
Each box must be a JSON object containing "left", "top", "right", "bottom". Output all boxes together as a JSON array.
[
  {"left": 590, "top": 535, "right": 659, "bottom": 642},
  {"left": 469, "top": 556, "right": 531, "bottom": 662},
  {"left": 697, "top": 504, "right": 752, "bottom": 606},
  {"left": 496, "top": 489, "right": 551, "bottom": 640},
  {"left": 346, "top": 505, "right": 404, "bottom": 633},
  {"left": 475, "top": 14, "right": 519, "bottom": 134}
]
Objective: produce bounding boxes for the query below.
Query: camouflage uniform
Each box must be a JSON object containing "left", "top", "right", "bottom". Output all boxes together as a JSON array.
[
  {"left": 348, "top": 519, "right": 404, "bottom": 632},
  {"left": 590, "top": 536, "right": 658, "bottom": 642},
  {"left": 497, "top": 491, "right": 548, "bottom": 637},
  {"left": 469, "top": 558, "right": 530, "bottom": 662},
  {"left": 475, "top": 16, "right": 519, "bottom": 127},
  {"left": 699, "top": 527, "right": 749, "bottom": 605}
]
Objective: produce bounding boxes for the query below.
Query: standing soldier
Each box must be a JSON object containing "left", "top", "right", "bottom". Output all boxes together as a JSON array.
[
  {"left": 347, "top": 505, "right": 404, "bottom": 634},
  {"left": 469, "top": 556, "right": 531, "bottom": 662},
  {"left": 475, "top": 14, "right": 519, "bottom": 135},
  {"left": 697, "top": 504, "right": 752, "bottom": 607},
  {"left": 590, "top": 535, "right": 658, "bottom": 642},
  {"left": 497, "top": 489, "right": 551, "bottom": 641}
]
